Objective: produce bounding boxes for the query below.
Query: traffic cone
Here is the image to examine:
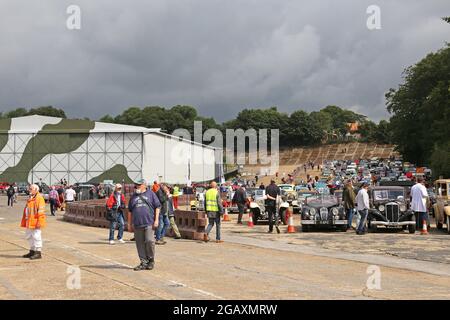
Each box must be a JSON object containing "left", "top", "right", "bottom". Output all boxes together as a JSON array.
[
  {"left": 420, "top": 219, "right": 428, "bottom": 235},
  {"left": 287, "top": 209, "right": 295, "bottom": 233},
  {"left": 247, "top": 211, "right": 254, "bottom": 227},
  {"left": 222, "top": 207, "right": 231, "bottom": 222}
]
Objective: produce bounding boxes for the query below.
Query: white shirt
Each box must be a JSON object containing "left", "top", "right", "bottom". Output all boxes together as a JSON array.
[
  {"left": 65, "top": 188, "right": 76, "bottom": 201},
  {"left": 410, "top": 183, "right": 428, "bottom": 212},
  {"left": 356, "top": 188, "right": 370, "bottom": 211}
]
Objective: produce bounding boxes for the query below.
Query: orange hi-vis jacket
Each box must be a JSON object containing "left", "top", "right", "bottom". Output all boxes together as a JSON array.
[{"left": 21, "top": 193, "right": 46, "bottom": 229}]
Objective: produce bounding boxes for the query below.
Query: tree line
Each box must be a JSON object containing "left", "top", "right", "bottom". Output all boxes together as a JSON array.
[{"left": 1, "top": 19, "right": 448, "bottom": 176}]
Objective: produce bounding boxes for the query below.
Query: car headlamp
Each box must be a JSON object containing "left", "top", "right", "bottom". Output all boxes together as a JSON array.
[
  {"left": 378, "top": 205, "right": 385, "bottom": 212},
  {"left": 331, "top": 207, "right": 339, "bottom": 216},
  {"left": 399, "top": 204, "right": 406, "bottom": 212},
  {"left": 309, "top": 208, "right": 316, "bottom": 215}
]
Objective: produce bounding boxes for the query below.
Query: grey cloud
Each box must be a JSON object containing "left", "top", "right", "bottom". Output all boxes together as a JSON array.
[{"left": 0, "top": 0, "right": 448, "bottom": 123}]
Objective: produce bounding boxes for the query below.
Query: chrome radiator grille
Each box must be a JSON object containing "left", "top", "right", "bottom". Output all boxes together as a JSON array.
[
  {"left": 320, "top": 207, "right": 328, "bottom": 220},
  {"left": 386, "top": 203, "right": 399, "bottom": 222}
]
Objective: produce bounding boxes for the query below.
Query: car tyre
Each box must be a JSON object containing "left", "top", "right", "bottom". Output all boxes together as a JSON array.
[
  {"left": 302, "top": 225, "right": 309, "bottom": 232},
  {"left": 253, "top": 213, "right": 259, "bottom": 226},
  {"left": 368, "top": 220, "right": 377, "bottom": 233},
  {"left": 280, "top": 209, "right": 288, "bottom": 225},
  {"left": 408, "top": 224, "right": 416, "bottom": 234},
  {"left": 447, "top": 216, "right": 450, "bottom": 235},
  {"left": 437, "top": 222, "right": 443, "bottom": 230}
]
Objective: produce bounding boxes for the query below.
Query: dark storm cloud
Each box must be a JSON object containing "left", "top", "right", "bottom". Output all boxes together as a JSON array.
[{"left": 0, "top": 0, "right": 448, "bottom": 122}]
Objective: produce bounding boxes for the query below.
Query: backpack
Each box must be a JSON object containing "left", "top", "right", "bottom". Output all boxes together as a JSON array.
[{"left": 7, "top": 187, "right": 14, "bottom": 196}]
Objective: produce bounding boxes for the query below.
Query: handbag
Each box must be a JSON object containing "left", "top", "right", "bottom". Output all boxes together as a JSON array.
[{"left": 106, "top": 206, "right": 119, "bottom": 222}]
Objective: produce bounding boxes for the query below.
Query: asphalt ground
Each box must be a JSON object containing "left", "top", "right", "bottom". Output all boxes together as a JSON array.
[{"left": 1, "top": 196, "right": 450, "bottom": 300}]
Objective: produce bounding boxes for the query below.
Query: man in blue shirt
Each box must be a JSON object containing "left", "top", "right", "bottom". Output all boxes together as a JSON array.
[{"left": 128, "top": 179, "right": 161, "bottom": 271}]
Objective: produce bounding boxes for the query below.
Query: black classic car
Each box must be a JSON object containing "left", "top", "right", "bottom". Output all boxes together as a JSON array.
[
  {"left": 367, "top": 186, "right": 416, "bottom": 233},
  {"left": 301, "top": 194, "right": 347, "bottom": 232}
]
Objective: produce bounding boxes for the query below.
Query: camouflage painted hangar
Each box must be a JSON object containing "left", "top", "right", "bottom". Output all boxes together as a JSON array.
[{"left": 0, "top": 115, "right": 222, "bottom": 185}]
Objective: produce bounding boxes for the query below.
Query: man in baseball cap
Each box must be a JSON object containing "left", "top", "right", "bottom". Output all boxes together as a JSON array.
[{"left": 128, "top": 178, "right": 161, "bottom": 271}]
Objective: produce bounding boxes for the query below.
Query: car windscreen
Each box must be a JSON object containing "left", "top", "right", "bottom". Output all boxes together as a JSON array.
[
  {"left": 307, "top": 195, "right": 338, "bottom": 203},
  {"left": 254, "top": 190, "right": 265, "bottom": 196},
  {"left": 372, "top": 189, "right": 404, "bottom": 201}
]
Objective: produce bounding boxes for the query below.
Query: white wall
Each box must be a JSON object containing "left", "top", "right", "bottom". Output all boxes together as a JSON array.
[{"left": 142, "top": 133, "right": 219, "bottom": 184}]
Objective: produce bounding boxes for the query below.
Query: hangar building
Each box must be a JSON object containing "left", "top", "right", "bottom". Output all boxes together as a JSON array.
[{"left": 0, "top": 115, "right": 222, "bottom": 185}]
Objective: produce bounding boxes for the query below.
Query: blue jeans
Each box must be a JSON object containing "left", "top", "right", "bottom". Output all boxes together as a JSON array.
[
  {"left": 109, "top": 212, "right": 124, "bottom": 241},
  {"left": 346, "top": 208, "right": 355, "bottom": 228},
  {"left": 206, "top": 217, "right": 221, "bottom": 240},
  {"left": 357, "top": 209, "right": 368, "bottom": 233},
  {"left": 415, "top": 211, "right": 428, "bottom": 229},
  {"left": 156, "top": 214, "right": 170, "bottom": 241}
]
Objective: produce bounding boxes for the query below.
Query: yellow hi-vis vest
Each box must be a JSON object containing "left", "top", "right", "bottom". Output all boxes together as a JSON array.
[{"left": 205, "top": 188, "right": 219, "bottom": 212}]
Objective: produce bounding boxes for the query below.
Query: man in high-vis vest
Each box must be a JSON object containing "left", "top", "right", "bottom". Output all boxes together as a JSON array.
[
  {"left": 204, "top": 181, "right": 224, "bottom": 243},
  {"left": 21, "top": 184, "right": 46, "bottom": 260}
]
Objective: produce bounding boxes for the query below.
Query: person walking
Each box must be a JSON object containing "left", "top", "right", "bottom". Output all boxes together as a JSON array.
[
  {"left": 6, "top": 184, "right": 15, "bottom": 207},
  {"left": 48, "top": 186, "right": 59, "bottom": 216},
  {"left": 172, "top": 185, "right": 180, "bottom": 209},
  {"left": 57, "top": 186, "right": 65, "bottom": 211},
  {"left": 155, "top": 184, "right": 170, "bottom": 245},
  {"left": 128, "top": 179, "right": 161, "bottom": 271},
  {"left": 162, "top": 184, "right": 182, "bottom": 240},
  {"left": 265, "top": 180, "right": 281, "bottom": 234},
  {"left": 411, "top": 177, "right": 429, "bottom": 231},
  {"left": 65, "top": 185, "right": 76, "bottom": 204},
  {"left": 21, "top": 184, "right": 46, "bottom": 260},
  {"left": 342, "top": 179, "right": 356, "bottom": 231},
  {"left": 13, "top": 184, "right": 18, "bottom": 203},
  {"left": 355, "top": 182, "right": 370, "bottom": 235},
  {"left": 204, "top": 181, "right": 224, "bottom": 243},
  {"left": 232, "top": 184, "right": 247, "bottom": 224},
  {"left": 106, "top": 184, "right": 126, "bottom": 245}
]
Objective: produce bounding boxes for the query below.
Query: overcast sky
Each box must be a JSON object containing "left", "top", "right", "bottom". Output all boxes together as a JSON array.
[{"left": 0, "top": 0, "right": 448, "bottom": 123}]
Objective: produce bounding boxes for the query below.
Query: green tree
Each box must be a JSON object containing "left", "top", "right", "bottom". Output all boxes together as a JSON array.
[
  {"left": 429, "top": 141, "right": 450, "bottom": 179},
  {"left": 27, "top": 106, "right": 66, "bottom": 118},
  {"left": 386, "top": 44, "right": 450, "bottom": 172}
]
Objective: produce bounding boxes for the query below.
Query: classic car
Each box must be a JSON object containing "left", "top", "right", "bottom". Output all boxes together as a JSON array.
[
  {"left": 249, "top": 194, "right": 289, "bottom": 225},
  {"left": 292, "top": 189, "right": 318, "bottom": 214},
  {"left": 433, "top": 179, "right": 450, "bottom": 233},
  {"left": 367, "top": 186, "right": 416, "bottom": 233},
  {"left": 17, "top": 182, "right": 30, "bottom": 195},
  {"left": 300, "top": 194, "right": 347, "bottom": 232}
]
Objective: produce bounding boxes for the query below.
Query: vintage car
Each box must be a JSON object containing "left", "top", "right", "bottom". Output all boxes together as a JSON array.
[
  {"left": 367, "top": 186, "right": 416, "bottom": 233},
  {"left": 292, "top": 189, "right": 318, "bottom": 214},
  {"left": 433, "top": 179, "right": 450, "bottom": 233},
  {"left": 300, "top": 194, "right": 347, "bottom": 232},
  {"left": 249, "top": 194, "right": 289, "bottom": 225}
]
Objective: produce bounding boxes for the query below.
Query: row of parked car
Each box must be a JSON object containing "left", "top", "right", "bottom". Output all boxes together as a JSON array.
[{"left": 243, "top": 178, "right": 449, "bottom": 234}]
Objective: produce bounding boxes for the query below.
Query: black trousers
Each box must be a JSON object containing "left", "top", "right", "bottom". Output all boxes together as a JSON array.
[
  {"left": 7, "top": 196, "right": 13, "bottom": 207},
  {"left": 50, "top": 199, "right": 57, "bottom": 215},
  {"left": 267, "top": 205, "right": 276, "bottom": 231},
  {"left": 237, "top": 203, "right": 245, "bottom": 223}
]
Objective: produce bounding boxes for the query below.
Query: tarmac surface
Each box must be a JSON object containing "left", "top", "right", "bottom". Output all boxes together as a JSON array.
[{"left": 1, "top": 196, "right": 450, "bottom": 300}]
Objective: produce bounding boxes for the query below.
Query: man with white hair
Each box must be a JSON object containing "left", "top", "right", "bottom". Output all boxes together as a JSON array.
[{"left": 21, "top": 184, "right": 46, "bottom": 260}]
